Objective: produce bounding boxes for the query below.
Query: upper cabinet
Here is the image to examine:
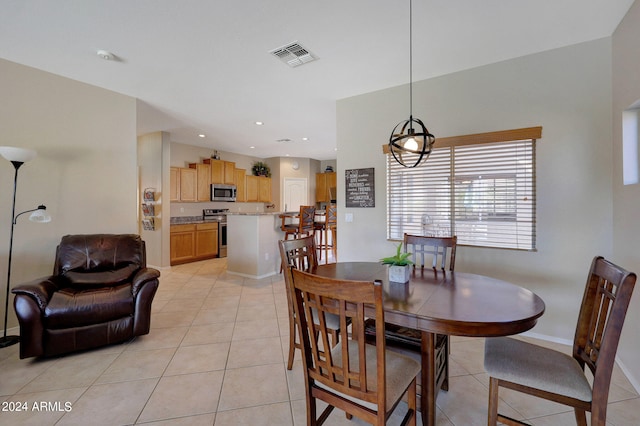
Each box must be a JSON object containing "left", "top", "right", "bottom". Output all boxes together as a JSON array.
[
  {"left": 316, "top": 172, "right": 337, "bottom": 203},
  {"left": 205, "top": 159, "right": 236, "bottom": 184},
  {"left": 170, "top": 166, "right": 197, "bottom": 202},
  {"left": 246, "top": 175, "right": 271, "bottom": 202},
  {"left": 189, "top": 162, "right": 211, "bottom": 202},
  {"left": 235, "top": 168, "right": 247, "bottom": 202}
]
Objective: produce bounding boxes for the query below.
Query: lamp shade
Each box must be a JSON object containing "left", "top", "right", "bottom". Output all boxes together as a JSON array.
[
  {"left": 0, "top": 146, "right": 37, "bottom": 163},
  {"left": 29, "top": 206, "right": 51, "bottom": 223}
]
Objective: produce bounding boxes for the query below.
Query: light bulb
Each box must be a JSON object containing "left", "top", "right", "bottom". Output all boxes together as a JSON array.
[{"left": 404, "top": 137, "right": 418, "bottom": 151}]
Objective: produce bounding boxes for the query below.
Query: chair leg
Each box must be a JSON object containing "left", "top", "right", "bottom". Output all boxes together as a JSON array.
[
  {"left": 574, "top": 409, "right": 587, "bottom": 426},
  {"left": 488, "top": 377, "right": 499, "bottom": 426}
]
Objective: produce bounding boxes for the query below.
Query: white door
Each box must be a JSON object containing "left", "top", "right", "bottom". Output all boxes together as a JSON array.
[{"left": 283, "top": 178, "right": 308, "bottom": 212}]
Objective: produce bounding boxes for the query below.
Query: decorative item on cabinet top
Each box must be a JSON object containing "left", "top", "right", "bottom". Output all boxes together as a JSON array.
[{"left": 141, "top": 187, "right": 157, "bottom": 231}]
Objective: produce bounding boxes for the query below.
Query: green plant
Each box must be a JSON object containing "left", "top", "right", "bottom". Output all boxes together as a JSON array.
[
  {"left": 251, "top": 161, "right": 271, "bottom": 177},
  {"left": 380, "top": 243, "right": 414, "bottom": 266}
]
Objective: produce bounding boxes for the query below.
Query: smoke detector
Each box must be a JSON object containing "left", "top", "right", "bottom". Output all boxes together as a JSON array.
[
  {"left": 269, "top": 42, "right": 317, "bottom": 68},
  {"left": 96, "top": 50, "right": 115, "bottom": 60}
]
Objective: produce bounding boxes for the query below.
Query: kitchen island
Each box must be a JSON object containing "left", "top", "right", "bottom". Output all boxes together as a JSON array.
[{"left": 226, "top": 211, "right": 292, "bottom": 279}]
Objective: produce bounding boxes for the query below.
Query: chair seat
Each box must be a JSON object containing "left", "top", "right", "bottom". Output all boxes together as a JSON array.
[
  {"left": 316, "top": 339, "right": 421, "bottom": 412},
  {"left": 484, "top": 337, "right": 592, "bottom": 402},
  {"left": 44, "top": 284, "right": 134, "bottom": 329}
]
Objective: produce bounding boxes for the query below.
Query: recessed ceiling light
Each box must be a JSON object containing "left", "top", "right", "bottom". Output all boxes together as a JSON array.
[
  {"left": 250, "top": 146, "right": 255, "bottom": 149},
  {"left": 255, "top": 121, "right": 264, "bottom": 126},
  {"left": 285, "top": 154, "right": 290, "bottom": 157},
  {"left": 198, "top": 134, "right": 206, "bottom": 138},
  {"left": 302, "top": 137, "right": 309, "bottom": 141}
]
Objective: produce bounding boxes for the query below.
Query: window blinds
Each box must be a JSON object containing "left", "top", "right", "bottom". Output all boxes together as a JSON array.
[{"left": 387, "top": 138, "right": 536, "bottom": 250}]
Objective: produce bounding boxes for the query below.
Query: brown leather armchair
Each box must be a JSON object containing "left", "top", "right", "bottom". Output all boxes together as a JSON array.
[{"left": 11, "top": 234, "right": 160, "bottom": 359}]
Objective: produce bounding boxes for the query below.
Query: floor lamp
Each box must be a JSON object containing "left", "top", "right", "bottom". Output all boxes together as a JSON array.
[{"left": 0, "top": 146, "right": 51, "bottom": 348}]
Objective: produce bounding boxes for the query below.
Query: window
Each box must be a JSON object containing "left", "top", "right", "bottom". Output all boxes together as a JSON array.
[{"left": 386, "top": 127, "right": 540, "bottom": 250}]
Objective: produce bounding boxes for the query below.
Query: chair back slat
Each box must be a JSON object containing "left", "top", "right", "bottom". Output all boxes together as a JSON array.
[
  {"left": 291, "top": 268, "right": 385, "bottom": 406},
  {"left": 404, "top": 233, "right": 457, "bottom": 272},
  {"left": 299, "top": 205, "right": 316, "bottom": 233},
  {"left": 573, "top": 256, "right": 636, "bottom": 401}
]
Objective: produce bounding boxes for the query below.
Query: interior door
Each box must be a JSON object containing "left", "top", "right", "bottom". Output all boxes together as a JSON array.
[{"left": 283, "top": 178, "right": 308, "bottom": 212}]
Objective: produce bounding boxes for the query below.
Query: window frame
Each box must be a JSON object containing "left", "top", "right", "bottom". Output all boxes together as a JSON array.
[{"left": 384, "top": 127, "right": 541, "bottom": 251}]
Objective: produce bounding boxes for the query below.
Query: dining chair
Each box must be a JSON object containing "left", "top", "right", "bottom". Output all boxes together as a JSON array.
[
  {"left": 404, "top": 233, "right": 457, "bottom": 273},
  {"left": 279, "top": 236, "right": 343, "bottom": 370},
  {"left": 290, "top": 268, "right": 421, "bottom": 426},
  {"left": 365, "top": 233, "right": 457, "bottom": 397},
  {"left": 484, "top": 256, "right": 636, "bottom": 426}
]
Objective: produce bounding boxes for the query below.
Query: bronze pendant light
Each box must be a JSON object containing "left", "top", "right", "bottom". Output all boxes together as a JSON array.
[{"left": 388, "top": 0, "right": 435, "bottom": 168}]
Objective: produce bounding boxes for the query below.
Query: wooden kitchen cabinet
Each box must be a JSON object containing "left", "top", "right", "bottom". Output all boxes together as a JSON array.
[
  {"left": 170, "top": 224, "right": 196, "bottom": 264},
  {"left": 246, "top": 175, "right": 271, "bottom": 202},
  {"left": 195, "top": 223, "right": 218, "bottom": 258},
  {"left": 316, "top": 172, "right": 337, "bottom": 203},
  {"left": 189, "top": 162, "right": 211, "bottom": 202},
  {"left": 179, "top": 168, "right": 197, "bottom": 202},
  {"left": 235, "top": 168, "right": 247, "bottom": 202},
  {"left": 170, "top": 167, "right": 180, "bottom": 201},
  {"left": 206, "top": 159, "right": 236, "bottom": 184},
  {"left": 170, "top": 223, "right": 218, "bottom": 265}
]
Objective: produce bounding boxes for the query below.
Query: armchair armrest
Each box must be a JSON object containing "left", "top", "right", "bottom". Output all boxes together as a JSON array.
[
  {"left": 11, "top": 276, "right": 63, "bottom": 311},
  {"left": 131, "top": 267, "right": 160, "bottom": 296}
]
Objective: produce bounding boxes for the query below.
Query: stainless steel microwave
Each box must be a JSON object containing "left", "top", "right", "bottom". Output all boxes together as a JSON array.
[{"left": 211, "top": 184, "right": 236, "bottom": 202}]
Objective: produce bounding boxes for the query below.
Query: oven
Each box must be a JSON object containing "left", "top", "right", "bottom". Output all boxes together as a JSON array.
[{"left": 203, "top": 209, "right": 229, "bottom": 257}]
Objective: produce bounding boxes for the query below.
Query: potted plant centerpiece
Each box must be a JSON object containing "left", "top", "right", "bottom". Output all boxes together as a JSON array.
[{"left": 381, "top": 243, "right": 413, "bottom": 283}]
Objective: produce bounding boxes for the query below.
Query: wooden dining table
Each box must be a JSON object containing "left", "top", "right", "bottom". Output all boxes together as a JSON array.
[{"left": 312, "top": 262, "right": 546, "bottom": 426}]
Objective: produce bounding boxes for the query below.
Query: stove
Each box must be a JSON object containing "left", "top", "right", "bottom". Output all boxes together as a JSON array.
[{"left": 203, "top": 209, "right": 229, "bottom": 257}]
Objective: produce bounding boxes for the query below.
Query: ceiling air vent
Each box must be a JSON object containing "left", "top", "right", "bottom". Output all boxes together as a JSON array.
[{"left": 269, "top": 42, "right": 317, "bottom": 68}]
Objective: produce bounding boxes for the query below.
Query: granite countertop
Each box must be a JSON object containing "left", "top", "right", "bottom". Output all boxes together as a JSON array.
[{"left": 170, "top": 216, "right": 220, "bottom": 225}]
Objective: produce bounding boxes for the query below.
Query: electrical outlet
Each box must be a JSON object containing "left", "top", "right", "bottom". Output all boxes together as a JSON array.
[{"left": 265, "top": 253, "right": 269, "bottom": 260}]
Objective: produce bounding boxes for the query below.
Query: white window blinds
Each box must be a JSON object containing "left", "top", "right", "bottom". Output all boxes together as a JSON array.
[{"left": 387, "top": 129, "right": 538, "bottom": 250}]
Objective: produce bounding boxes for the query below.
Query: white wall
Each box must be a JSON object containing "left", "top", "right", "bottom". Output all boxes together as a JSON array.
[
  {"left": 0, "top": 58, "right": 138, "bottom": 328},
  {"left": 612, "top": 0, "right": 640, "bottom": 391},
  {"left": 337, "top": 39, "right": 614, "bottom": 347}
]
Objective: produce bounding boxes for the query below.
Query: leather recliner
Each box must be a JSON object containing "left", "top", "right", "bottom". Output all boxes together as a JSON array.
[{"left": 11, "top": 234, "right": 160, "bottom": 359}]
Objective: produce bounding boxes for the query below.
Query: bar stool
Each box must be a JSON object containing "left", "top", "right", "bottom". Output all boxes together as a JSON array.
[{"left": 315, "top": 205, "right": 337, "bottom": 262}]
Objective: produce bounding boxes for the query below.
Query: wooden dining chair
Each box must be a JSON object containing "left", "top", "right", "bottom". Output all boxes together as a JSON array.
[
  {"left": 281, "top": 205, "right": 316, "bottom": 240},
  {"left": 279, "top": 236, "right": 343, "bottom": 370},
  {"left": 404, "top": 234, "right": 457, "bottom": 273},
  {"left": 290, "top": 268, "right": 421, "bottom": 426},
  {"left": 484, "top": 256, "right": 636, "bottom": 426},
  {"left": 365, "top": 233, "right": 457, "bottom": 397}
]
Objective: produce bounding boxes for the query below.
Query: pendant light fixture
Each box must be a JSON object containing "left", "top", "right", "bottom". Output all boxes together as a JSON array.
[{"left": 388, "top": 0, "right": 435, "bottom": 168}]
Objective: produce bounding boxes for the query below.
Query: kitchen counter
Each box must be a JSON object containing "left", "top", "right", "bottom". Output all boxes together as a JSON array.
[
  {"left": 226, "top": 213, "right": 287, "bottom": 279},
  {"left": 170, "top": 216, "right": 222, "bottom": 225}
]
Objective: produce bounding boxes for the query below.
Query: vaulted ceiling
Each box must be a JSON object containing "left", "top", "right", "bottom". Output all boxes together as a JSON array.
[{"left": 0, "top": 1, "right": 634, "bottom": 160}]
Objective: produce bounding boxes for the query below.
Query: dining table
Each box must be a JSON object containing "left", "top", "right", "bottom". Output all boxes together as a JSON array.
[{"left": 312, "top": 262, "right": 546, "bottom": 426}]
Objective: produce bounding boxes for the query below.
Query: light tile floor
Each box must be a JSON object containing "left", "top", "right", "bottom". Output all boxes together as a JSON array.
[{"left": 1, "top": 257, "right": 639, "bottom": 425}]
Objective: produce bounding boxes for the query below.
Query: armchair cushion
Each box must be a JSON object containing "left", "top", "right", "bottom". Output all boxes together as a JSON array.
[
  {"left": 44, "top": 284, "right": 134, "bottom": 329},
  {"left": 64, "top": 264, "right": 139, "bottom": 288}
]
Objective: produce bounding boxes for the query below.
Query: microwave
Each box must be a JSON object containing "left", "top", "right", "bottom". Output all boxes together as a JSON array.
[{"left": 211, "top": 184, "right": 236, "bottom": 202}]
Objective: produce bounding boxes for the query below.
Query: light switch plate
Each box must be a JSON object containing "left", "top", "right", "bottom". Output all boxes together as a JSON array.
[{"left": 345, "top": 213, "right": 353, "bottom": 223}]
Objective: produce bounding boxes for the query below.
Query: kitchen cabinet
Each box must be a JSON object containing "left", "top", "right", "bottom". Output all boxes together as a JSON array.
[
  {"left": 170, "top": 224, "right": 196, "bottom": 264},
  {"left": 246, "top": 176, "right": 271, "bottom": 202},
  {"left": 195, "top": 223, "right": 218, "bottom": 258},
  {"left": 316, "top": 172, "right": 337, "bottom": 203},
  {"left": 170, "top": 167, "right": 180, "bottom": 201},
  {"left": 170, "top": 223, "right": 219, "bottom": 265},
  {"left": 189, "top": 162, "right": 211, "bottom": 202},
  {"left": 235, "top": 168, "right": 247, "bottom": 202},
  {"left": 179, "top": 168, "right": 197, "bottom": 202},
  {"left": 206, "top": 159, "right": 236, "bottom": 184}
]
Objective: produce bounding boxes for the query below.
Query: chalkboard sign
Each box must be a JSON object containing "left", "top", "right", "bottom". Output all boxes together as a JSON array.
[{"left": 345, "top": 168, "right": 375, "bottom": 208}]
